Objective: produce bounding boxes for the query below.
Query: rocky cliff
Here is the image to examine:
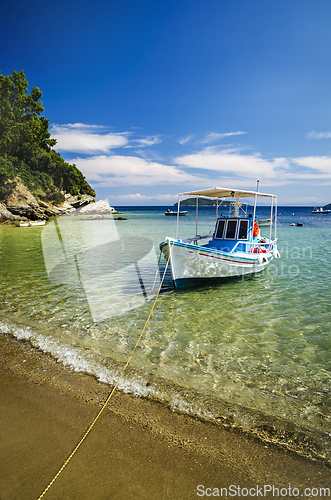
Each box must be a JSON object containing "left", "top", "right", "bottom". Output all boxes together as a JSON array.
[{"left": 0, "top": 182, "right": 95, "bottom": 223}]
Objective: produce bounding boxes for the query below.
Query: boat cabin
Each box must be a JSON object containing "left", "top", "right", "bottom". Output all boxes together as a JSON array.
[{"left": 203, "top": 216, "right": 257, "bottom": 253}]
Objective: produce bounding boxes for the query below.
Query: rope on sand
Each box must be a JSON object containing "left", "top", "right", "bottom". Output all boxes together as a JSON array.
[{"left": 37, "top": 245, "right": 172, "bottom": 500}]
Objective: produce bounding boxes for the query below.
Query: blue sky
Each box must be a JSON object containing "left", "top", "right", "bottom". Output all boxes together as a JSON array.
[{"left": 1, "top": 0, "right": 331, "bottom": 205}]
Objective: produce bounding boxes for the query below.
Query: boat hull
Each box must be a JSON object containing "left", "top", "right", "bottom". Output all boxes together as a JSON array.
[{"left": 160, "top": 238, "right": 274, "bottom": 289}]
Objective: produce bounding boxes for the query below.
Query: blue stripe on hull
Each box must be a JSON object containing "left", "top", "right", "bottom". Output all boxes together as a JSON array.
[{"left": 173, "top": 272, "right": 257, "bottom": 289}]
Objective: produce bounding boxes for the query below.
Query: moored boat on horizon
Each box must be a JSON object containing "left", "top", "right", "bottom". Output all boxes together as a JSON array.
[
  {"left": 165, "top": 209, "right": 187, "bottom": 216},
  {"left": 312, "top": 207, "right": 331, "bottom": 214}
]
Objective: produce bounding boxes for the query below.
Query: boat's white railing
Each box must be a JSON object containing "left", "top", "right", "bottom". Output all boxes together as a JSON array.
[
  {"left": 178, "top": 234, "right": 278, "bottom": 252},
  {"left": 230, "top": 238, "right": 278, "bottom": 254}
]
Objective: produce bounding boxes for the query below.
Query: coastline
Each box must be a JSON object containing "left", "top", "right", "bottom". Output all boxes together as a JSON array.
[{"left": 0, "top": 332, "right": 330, "bottom": 500}]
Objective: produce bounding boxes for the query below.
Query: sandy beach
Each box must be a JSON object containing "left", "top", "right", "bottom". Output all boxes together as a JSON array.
[{"left": 0, "top": 332, "right": 330, "bottom": 500}]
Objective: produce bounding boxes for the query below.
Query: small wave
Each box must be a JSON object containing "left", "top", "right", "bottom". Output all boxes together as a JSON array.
[{"left": 1, "top": 317, "right": 330, "bottom": 464}]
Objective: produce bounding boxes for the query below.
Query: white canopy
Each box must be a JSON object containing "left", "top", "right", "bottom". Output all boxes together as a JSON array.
[{"left": 180, "top": 187, "right": 276, "bottom": 199}]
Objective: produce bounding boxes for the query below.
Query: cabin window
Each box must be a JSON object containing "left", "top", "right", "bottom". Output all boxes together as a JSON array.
[
  {"left": 225, "top": 220, "right": 238, "bottom": 239},
  {"left": 215, "top": 219, "right": 225, "bottom": 239},
  {"left": 238, "top": 220, "right": 249, "bottom": 240}
]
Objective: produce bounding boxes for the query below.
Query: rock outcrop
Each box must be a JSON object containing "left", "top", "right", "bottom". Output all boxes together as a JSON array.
[
  {"left": 64, "top": 193, "right": 95, "bottom": 209},
  {"left": 0, "top": 203, "right": 19, "bottom": 221},
  {"left": 76, "top": 200, "right": 117, "bottom": 215},
  {"left": 0, "top": 183, "right": 98, "bottom": 223},
  {"left": 3, "top": 182, "right": 60, "bottom": 221},
  {"left": 0, "top": 182, "right": 120, "bottom": 224}
]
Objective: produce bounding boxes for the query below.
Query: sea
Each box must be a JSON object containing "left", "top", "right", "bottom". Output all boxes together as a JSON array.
[{"left": 1, "top": 205, "right": 331, "bottom": 461}]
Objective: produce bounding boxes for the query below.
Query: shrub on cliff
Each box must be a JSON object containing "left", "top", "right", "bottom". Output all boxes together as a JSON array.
[{"left": 0, "top": 70, "right": 95, "bottom": 202}]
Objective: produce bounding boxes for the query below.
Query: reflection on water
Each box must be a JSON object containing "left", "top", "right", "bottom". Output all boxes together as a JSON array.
[{"left": 0, "top": 206, "right": 331, "bottom": 460}]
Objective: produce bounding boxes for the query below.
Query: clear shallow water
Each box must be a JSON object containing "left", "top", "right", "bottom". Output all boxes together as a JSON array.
[{"left": 1, "top": 206, "right": 331, "bottom": 460}]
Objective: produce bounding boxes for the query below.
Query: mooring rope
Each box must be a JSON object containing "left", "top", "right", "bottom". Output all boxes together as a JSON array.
[
  {"left": 37, "top": 244, "right": 172, "bottom": 500},
  {"left": 151, "top": 249, "right": 163, "bottom": 293}
]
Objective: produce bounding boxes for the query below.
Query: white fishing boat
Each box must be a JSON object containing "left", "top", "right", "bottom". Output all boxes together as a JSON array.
[
  {"left": 312, "top": 207, "right": 331, "bottom": 214},
  {"left": 160, "top": 185, "right": 280, "bottom": 289},
  {"left": 17, "top": 220, "right": 46, "bottom": 227},
  {"left": 165, "top": 209, "right": 187, "bottom": 216}
]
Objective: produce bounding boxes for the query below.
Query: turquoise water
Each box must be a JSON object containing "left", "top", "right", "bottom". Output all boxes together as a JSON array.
[{"left": 1, "top": 206, "right": 331, "bottom": 460}]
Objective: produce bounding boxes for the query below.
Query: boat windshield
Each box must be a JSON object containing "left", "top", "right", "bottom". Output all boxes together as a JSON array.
[
  {"left": 215, "top": 220, "right": 225, "bottom": 238},
  {"left": 214, "top": 218, "right": 249, "bottom": 241},
  {"left": 225, "top": 220, "right": 237, "bottom": 239},
  {"left": 238, "top": 220, "right": 249, "bottom": 239}
]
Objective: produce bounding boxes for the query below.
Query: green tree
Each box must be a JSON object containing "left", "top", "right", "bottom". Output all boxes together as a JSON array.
[
  {"left": 0, "top": 70, "right": 56, "bottom": 158},
  {"left": 0, "top": 70, "right": 95, "bottom": 201}
]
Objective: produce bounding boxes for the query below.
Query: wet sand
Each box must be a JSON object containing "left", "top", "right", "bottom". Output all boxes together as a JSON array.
[{"left": 0, "top": 332, "right": 330, "bottom": 500}]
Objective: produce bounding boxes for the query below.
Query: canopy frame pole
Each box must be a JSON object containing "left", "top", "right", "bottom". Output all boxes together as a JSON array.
[
  {"left": 234, "top": 196, "right": 240, "bottom": 217},
  {"left": 269, "top": 196, "right": 273, "bottom": 241},
  {"left": 275, "top": 196, "right": 277, "bottom": 240},
  {"left": 251, "top": 179, "right": 259, "bottom": 243},
  {"left": 196, "top": 196, "right": 199, "bottom": 236}
]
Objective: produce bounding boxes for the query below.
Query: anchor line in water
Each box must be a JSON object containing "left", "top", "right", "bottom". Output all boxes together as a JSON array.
[
  {"left": 151, "top": 249, "right": 163, "bottom": 293},
  {"left": 36, "top": 243, "right": 174, "bottom": 500}
]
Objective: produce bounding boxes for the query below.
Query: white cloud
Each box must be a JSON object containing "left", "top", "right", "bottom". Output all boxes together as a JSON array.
[
  {"left": 52, "top": 123, "right": 331, "bottom": 199},
  {"left": 174, "top": 146, "right": 290, "bottom": 180},
  {"left": 70, "top": 145, "right": 331, "bottom": 193},
  {"left": 132, "top": 136, "right": 162, "bottom": 147},
  {"left": 292, "top": 156, "right": 331, "bottom": 175},
  {"left": 72, "top": 155, "right": 207, "bottom": 187},
  {"left": 200, "top": 131, "right": 247, "bottom": 144},
  {"left": 56, "top": 123, "right": 106, "bottom": 130},
  {"left": 307, "top": 131, "right": 331, "bottom": 139},
  {"left": 179, "top": 134, "right": 195, "bottom": 145},
  {"left": 292, "top": 196, "right": 320, "bottom": 203},
  {"left": 50, "top": 123, "right": 162, "bottom": 154},
  {"left": 104, "top": 193, "right": 179, "bottom": 204},
  {"left": 51, "top": 124, "right": 129, "bottom": 153}
]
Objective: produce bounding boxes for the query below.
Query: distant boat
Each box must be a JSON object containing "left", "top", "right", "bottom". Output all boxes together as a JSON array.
[
  {"left": 258, "top": 216, "right": 275, "bottom": 227},
  {"left": 165, "top": 209, "right": 187, "bottom": 216},
  {"left": 17, "top": 220, "right": 46, "bottom": 227},
  {"left": 312, "top": 207, "right": 331, "bottom": 214}
]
